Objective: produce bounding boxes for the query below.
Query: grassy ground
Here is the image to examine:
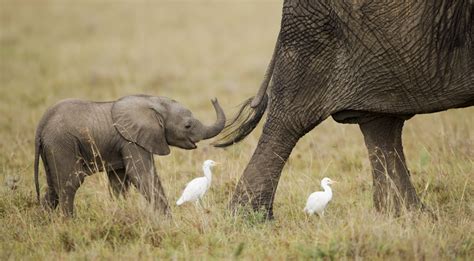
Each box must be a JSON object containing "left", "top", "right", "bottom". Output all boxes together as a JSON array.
[{"left": 0, "top": 0, "right": 472, "bottom": 259}]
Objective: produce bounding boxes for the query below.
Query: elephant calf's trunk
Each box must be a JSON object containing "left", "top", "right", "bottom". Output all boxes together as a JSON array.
[{"left": 202, "top": 99, "right": 226, "bottom": 140}]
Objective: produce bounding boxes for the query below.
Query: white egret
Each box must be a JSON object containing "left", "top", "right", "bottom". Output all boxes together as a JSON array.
[
  {"left": 176, "top": 160, "right": 218, "bottom": 206},
  {"left": 304, "top": 177, "right": 335, "bottom": 216}
]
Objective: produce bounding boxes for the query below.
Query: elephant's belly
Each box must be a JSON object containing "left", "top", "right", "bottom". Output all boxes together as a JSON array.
[
  {"left": 75, "top": 133, "right": 126, "bottom": 173},
  {"left": 331, "top": 54, "right": 474, "bottom": 115},
  {"left": 81, "top": 158, "right": 124, "bottom": 174},
  {"left": 78, "top": 145, "right": 124, "bottom": 174},
  {"left": 92, "top": 154, "right": 124, "bottom": 173},
  {"left": 104, "top": 160, "right": 125, "bottom": 173}
]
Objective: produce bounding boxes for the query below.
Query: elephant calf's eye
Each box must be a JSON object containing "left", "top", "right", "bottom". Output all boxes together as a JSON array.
[{"left": 185, "top": 123, "right": 192, "bottom": 129}]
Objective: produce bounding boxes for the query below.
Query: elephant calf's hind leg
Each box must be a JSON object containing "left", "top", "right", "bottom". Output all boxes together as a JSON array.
[
  {"left": 58, "top": 171, "right": 86, "bottom": 217},
  {"left": 359, "top": 116, "right": 422, "bottom": 214}
]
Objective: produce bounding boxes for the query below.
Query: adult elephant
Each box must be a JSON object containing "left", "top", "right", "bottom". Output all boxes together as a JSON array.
[{"left": 215, "top": 0, "right": 473, "bottom": 218}]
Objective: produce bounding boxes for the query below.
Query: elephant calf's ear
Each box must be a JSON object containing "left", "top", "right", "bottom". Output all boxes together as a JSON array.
[{"left": 112, "top": 96, "right": 170, "bottom": 156}]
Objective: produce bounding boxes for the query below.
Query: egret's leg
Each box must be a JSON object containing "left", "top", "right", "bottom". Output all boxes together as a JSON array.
[
  {"left": 194, "top": 199, "right": 204, "bottom": 210},
  {"left": 198, "top": 198, "right": 205, "bottom": 209}
]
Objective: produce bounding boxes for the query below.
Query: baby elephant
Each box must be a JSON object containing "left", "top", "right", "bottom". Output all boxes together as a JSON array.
[{"left": 34, "top": 94, "right": 226, "bottom": 217}]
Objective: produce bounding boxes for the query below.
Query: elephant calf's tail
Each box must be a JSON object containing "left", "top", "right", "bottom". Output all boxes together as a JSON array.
[
  {"left": 34, "top": 134, "right": 41, "bottom": 203},
  {"left": 212, "top": 93, "right": 268, "bottom": 147}
]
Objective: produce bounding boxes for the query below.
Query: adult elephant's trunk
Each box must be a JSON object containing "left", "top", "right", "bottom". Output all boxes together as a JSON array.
[{"left": 201, "top": 99, "right": 226, "bottom": 140}]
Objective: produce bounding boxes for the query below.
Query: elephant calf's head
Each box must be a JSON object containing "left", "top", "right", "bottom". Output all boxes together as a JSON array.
[{"left": 112, "top": 95, "right": 226, "bottom": 155}]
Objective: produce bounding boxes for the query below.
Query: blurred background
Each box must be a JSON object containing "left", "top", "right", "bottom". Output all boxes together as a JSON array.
[
  {"left": 0, "top": 0, "right": 283, "bottom": 190},
  {"left": 0, "top": 0, "right": 472, "bottom": 259}
]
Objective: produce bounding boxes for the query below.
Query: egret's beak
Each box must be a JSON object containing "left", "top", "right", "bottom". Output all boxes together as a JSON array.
[
  {"left": 331, "top": 180, "right": 337, "bottom": 184},
  {"left": 214, "top": 162, "right": 221, "bottom": 165}
]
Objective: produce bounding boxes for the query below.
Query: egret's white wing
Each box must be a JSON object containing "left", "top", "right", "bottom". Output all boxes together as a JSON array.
[
  {"left": 180, "top": 177, "right": 208, "bottom": 203},
  {"left": 304, "top": 192, "right": 327, "bottom": 214}
]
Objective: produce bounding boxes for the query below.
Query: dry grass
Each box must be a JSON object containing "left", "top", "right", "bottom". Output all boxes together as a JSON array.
[{"left": 0, "top": 0, "right": 473, "bottom": 259}]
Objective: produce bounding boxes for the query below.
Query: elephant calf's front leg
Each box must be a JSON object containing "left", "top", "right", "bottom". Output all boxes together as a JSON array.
[
  {"left": 359, "top": 116, "right": 422, "bottom": 214},
  {"left": 122, "top": 145, "right": 171, "bottom": 216}
]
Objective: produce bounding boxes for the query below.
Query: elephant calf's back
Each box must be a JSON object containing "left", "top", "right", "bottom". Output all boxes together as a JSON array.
[{"left": 38, "top": 99, "right": 118, "bottom": 161}]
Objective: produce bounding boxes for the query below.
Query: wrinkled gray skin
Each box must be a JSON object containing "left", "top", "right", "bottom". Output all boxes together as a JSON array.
[
  {"left": 215, "top": 0, "right": 473, "bottom": 218},
  {"left": 34, "top": 95, "right": 225, "bottom": 217}
]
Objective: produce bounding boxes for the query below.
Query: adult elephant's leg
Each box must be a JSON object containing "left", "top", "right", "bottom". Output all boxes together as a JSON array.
[
  {"left": 230, "top": 123, "right": 299, "bottom": 218},
  {"left": 107, "top": 169, "right": 130, "bottom": 198},
  {"left": 230, "top": 51, "right": 331, "bottom": 218},
  {"left": 122, "top": 144, "right": 170, "bottom": 215},
  {"left": 227, "top": 2, "right": 341, "bottom": 218},
  {"left": 359, "top": 116, "right": 421, "bottom": 214}
]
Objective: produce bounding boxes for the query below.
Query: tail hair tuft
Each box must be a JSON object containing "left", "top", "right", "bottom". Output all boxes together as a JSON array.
[{"left": 213, "top": 94, "right": 268, "bottom": 147}]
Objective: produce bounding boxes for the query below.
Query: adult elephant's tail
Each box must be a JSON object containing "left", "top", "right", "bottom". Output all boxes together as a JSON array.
[
  {"left": 212, "top": 94, "right": 268, "bottom": 147},
  {"left": 213, "top": 35, "right": 279, "bottom": 147}
]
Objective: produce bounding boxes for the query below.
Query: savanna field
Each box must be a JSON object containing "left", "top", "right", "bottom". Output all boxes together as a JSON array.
[{"left": 0, "top": 0, "right": 473, "bottom": 259}]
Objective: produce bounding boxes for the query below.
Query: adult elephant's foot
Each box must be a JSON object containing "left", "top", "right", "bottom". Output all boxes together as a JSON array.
[
  {"left": 229, "top": 177, "right": 276, "bottom": 220},
  {"left": 371, "top": 169, "right": 422, "bottom": 214},
  {"left": 229, "top": 123, "right": 300, "bottom": 220},
  {"left": 359, "top": 116, "right": 423, "bottom": 215}
]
